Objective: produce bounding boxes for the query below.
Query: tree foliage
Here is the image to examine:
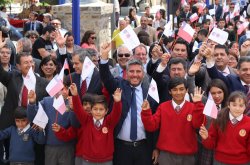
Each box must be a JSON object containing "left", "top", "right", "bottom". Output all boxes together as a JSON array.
[{"left": 0, "top": 0, "right": 12, "bottom": 6}]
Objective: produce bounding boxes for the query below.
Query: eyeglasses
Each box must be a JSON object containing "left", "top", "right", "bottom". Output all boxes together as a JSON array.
[
  {"left": 118, "top": 53, "right": 130, "bottom": 58},
  {"left": 91, "top": 37, "right": 96, "bottom": 39}
]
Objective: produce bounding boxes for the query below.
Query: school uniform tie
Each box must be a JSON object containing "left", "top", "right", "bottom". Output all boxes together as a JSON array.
[
  {"left": 130, "top": 87, "right": 137, "bottom": 141},
  {"left": 95, "top": 120, "right": 101, "bottom": 129},
  {"left": 231, "top": 118, "right": 238, "bottom": 125},
  {"left": 245, "top": 85, "right": 250, "bottom": 116},
  {"left": 175, "top": 105, "right": 181, "bottom": 112},
  {"left": 21, "top": 85, "right": 28, "bottom": 107},
  {"left": 80, "top": 80, "right": 87, "bottom": 97},
  {"left": 216, "top": 105, "right": 220, "bottom": 111}
]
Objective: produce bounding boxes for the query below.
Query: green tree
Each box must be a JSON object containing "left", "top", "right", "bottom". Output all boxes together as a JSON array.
[{"left": 0, "top": 0, "right": 12, "bottom": 6}]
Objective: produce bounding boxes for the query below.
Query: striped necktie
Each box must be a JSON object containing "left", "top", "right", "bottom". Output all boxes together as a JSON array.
[{"left": 231, "top": 118, "right": 238, "bottom": 125}]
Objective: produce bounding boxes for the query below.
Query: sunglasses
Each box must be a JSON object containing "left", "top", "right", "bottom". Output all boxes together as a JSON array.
[
  {"left": 91, "top": 37, "right": 96, "bottom": 39},
  {"left": 118, "top": 53, "right": 130, "bottom": 58}
]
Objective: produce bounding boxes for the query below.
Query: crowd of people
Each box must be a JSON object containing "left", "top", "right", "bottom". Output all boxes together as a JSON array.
[{"left": 1, "top": 0, "right": 250, "bottom": 165}]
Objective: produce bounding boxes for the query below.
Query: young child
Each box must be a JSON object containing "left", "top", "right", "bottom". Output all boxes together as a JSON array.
[
  {"left": 0, "top": 106, "right": 45, "bottom": 165},
  {"left": 68, "top": 93, "right": 94, "bottom": 128},
  {"left": 141, "top": 77, "right": 205, "bottom": 165},
  {"left": 27, "top": 84, "right": 75, "bottom": 165},
  {"left": 53, "top": 83, "right": 122, "bottom": 165},
  {"left": 199, "top": 91, "right": 250, "bottom": 165}
]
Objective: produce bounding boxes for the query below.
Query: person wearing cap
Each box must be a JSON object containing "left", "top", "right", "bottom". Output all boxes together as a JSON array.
[{"left": 42, "top": 13, "right": 52, "bottom": 28}]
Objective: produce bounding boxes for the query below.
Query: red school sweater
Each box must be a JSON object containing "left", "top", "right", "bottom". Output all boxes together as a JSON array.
[
  {"left": 70, "top": 95, "right": 122, "bottom": 163},
  {"left": 202, "top": 116, "right": 250, "bottom": 165},
  {"left": 55, "top": 126, "right": 85, "bottom": 157},
  {"left": 141, "top": 100, "right": 204, "bottom": 155}
]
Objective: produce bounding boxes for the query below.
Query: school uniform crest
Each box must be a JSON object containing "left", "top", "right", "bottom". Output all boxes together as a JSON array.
[
  {"left": 22, "top": 133, "right": 30, "bottom": 141},
  {"left": 239, "top": 129, "right": 246, "bottom": 137},
  {"left": 102, "top": 127, "right": 108, "bottom": 134},
  {"left": 187, "top": 114, "right": 192, "bottom": 121}
]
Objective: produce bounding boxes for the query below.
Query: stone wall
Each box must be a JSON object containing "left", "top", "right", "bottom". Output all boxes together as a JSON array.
[{"left": 52, "top": 1, "right": 113, "bottom": 50}]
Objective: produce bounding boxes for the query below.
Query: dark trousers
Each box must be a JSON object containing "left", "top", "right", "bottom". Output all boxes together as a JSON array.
[
  {"left": 34, "top": 144, "right": 44, "bottom": 165},
  {"left": 213, "top": 160, "right": 250, "bottom": 165},
  {"left": 158, "top": 151, "right": 195, "bottom": 165},
  {"left": 113, "top": 139, "right": 152, "bottom": 165}
]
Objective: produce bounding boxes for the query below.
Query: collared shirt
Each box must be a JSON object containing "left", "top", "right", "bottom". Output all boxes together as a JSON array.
[
  {"left": 219, "top": 66, "right": 230, "bottom": 76},
  {"left": 229, "top": 112, "right": 243, "bottom": 124},
  {"left": 172, "top": 100, "right": 185, "bottom": 109},
  {"left": 117, "top": 84, "right": 146, "bottom": 141},
  {"left": 18, "top": 123, "right": 31, "bottom": 134},
  {"left": 93, "top": 118, "right": 104, "bottom": 125},
  {"left": 241, "top": 81, "right": 250, "bottom": 91}
]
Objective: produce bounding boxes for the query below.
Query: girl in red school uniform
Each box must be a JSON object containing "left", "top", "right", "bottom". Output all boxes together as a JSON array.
[{"left": 200, "top": 91, "right": 250, "bottom": 165}]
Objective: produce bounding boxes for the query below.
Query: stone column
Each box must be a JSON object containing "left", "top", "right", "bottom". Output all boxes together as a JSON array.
[{"left": 52, "top": 1, "right": 113, "bottom": 50}]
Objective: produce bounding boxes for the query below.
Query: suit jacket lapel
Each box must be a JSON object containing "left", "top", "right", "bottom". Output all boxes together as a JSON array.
[
  {"left": 142, "top": 74, "right": 150, "bottom": 100},
  {"left": 88, "top": 69, "right": 98, "bottom": 92}
]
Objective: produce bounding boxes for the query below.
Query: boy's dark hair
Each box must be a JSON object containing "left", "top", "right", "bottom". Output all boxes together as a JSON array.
[
  {"left": 14, "top": 106, "right": 27, "bottom": 119},
  {"left": 168, "top": 77, "right": 188, "bottom": 91},
  {"left": 198, "top": 28, "right": 208, "bottom": 37},
  {"left": 82, "top": 93, "right": 94, "bottom": 106},
  {"left": 93, "top": 95, "right": 108, "bottom": 110},
  {"left": 42, "top": 25, "right": 56, "bottom": 35}
]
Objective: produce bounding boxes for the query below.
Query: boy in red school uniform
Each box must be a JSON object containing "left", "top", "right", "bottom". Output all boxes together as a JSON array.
[
  {"left": 200, "top": 91, "right": 250, "bottom": 165},
  {"left": 53, "top": 83, "right": 122, "bottom": 165},
  {"left": 141, "top": 77, "right": 205, "bottom": 165}
]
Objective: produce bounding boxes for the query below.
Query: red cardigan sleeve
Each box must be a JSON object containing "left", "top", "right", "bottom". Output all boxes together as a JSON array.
[
  {"left": 202, "top": 122, "right": 218, "bottom": 150},
  {"left": 106, "top": 101, "right": 122, "bottom": 128},
  {"left": 55, "top": 126, "right": 77, "bottom": 142},
  {"left": 72, "top": 95, "right": 89, "bottom": 125},
  {"left": 141, "top": 106, "right": 161, "bottom": 132},
  {"left": 192, "top": 101, "right": 205, "bottom": 128}
]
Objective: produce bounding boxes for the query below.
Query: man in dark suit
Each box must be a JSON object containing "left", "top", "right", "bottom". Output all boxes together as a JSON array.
[
  {"left": 179, "top": 3, "right": 192, "bottom": 20},
  {"left": 23, "top": 11, "right": 43, "bottom": 35},
  {"left": 208, "top": 0, "right": 222, "bottom": 21},
  {"left": 203, "top": 45, "right": 250, "bottom": 95},
  {"left": 0, "top": 51, "right": 48, "bottom": 165},
  {"left": 67, "top": 48, "right": 102, "bottom": 97},
  {"left": 99, "top": 43, "right": 159, "bottom": 165}
]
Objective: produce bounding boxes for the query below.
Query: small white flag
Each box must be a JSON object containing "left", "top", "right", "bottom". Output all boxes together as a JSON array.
[
  {"left": 246, "top": 31, "right": 250, "bottom": 38},
  {"left": 209, "top": 9, "right": 215, "bottom": 16},
  {"left": 24, "top": 68, "right": 36, "bottom": 91},
  {"left": 33, "top": 102, "right": 49, "bottom": 129},
  {"left": 119, "top": 25, "right": 140, "bottom": 50},
  {"left": 192, "top": 41, "right": 199, "bottom": 52},
  {"left": 208, "top": 28, "right": 228, "bottom": 45},
  {"left": 81, "top": 56, "right": 95, "bottom": 81},
  {"left": 163, "top": 21, "right": 173, "bottom": 37},
  {"left": 53, "top": 95, "right": 66, "bottom": 115},
  {"left": 203, "top": 93, "right": 218, "bottom": 119},
  {"left": 148, "top": 78, "right": 159, "bottom": 103},
  {"left": 46, "top": 74, "right": 64, "bottom": 97}
]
